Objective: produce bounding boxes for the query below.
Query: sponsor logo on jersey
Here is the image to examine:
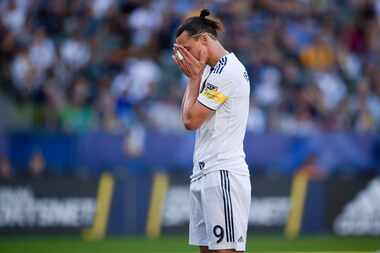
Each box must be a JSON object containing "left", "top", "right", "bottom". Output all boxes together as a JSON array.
[{"left": 243, "top": 71, "right": 249, "bottom": 82}]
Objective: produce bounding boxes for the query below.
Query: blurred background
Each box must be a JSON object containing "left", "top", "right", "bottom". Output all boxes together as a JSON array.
[{"left": 0, "top": 0, "right": 379, "bottom": 252}]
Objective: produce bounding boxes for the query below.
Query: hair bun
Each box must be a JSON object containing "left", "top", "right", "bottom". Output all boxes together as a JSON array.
[{"left": 200, "top": 9, "right": 210, "bottom": 19}]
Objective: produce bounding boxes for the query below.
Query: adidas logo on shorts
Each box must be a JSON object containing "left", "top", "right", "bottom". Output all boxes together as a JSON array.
[{"left": 238, "top": 236, "right": 244, "bottom": 243}]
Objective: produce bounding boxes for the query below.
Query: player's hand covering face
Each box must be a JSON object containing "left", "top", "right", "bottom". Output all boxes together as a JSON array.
[{"left": 172, "top": 43, "right": 207, "bottom": 80}]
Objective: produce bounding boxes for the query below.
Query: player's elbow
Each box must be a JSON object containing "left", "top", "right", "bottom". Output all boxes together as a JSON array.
[{"left": 183, "top": 118, "right": 200, "bottom": 131}]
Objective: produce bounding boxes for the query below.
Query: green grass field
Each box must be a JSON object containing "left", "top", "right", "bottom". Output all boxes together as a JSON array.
[{"left": 1, "top": 235, "right": 380, "bottom": 253}]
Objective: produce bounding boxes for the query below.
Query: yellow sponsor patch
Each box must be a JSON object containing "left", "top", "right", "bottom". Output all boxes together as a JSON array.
[{"left": 201, "top": 88, "right": 228, "bottom": 104}]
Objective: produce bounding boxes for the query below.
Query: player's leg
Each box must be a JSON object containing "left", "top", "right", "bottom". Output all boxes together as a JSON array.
[
  {"left": 189, "top": 178, "right": 209, "bottom": 249},
  {"left": 214, "top": 250, "right": 242, "bottom": 253},
  {"left": 199, "top": 246, "right": 211, "bottom": 253},
  {"left": 201, "top": 170, "right": 251, "bottom": 252}
]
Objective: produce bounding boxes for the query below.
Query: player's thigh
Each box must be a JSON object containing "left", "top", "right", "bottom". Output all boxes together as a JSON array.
[
  {"left": 189, "top": 179, "right": 208, "bottom": 246},
  {"left": 201, "top": 171, "right": 227, "bottom": 242},
  {"left": 228, "top": 171, "right": 251, "bottom": 235},
  {"left": 201, "top": 170, "right": 251, "bottom": 251}
]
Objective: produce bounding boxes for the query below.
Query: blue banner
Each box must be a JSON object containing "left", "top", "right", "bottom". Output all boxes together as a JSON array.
[{"left": 1, "top": 131, "right": 377, "bottom": 175}]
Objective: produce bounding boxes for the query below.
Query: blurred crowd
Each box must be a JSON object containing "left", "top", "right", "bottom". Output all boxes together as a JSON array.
[{"left": 1, "top": 0, "right": 380, "bottom": 135}]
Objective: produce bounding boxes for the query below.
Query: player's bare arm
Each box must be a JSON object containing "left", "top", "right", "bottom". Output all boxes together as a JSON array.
[{"left": 173, "top": 41, "right": 214, "bottom": 130}]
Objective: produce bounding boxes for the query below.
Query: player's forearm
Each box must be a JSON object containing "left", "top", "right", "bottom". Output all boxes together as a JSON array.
[{"left": 182, "top": 77, "right": 201, "bottom": 130}]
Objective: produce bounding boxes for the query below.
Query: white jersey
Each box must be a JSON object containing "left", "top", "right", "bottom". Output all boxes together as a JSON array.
[{"left": 191, "top": 52, "right": 250, "bottom": 181}]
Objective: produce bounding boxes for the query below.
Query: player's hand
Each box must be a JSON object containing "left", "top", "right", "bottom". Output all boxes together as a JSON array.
[{"left": 172, "top": 44, "right": 207, "bottom": 80}]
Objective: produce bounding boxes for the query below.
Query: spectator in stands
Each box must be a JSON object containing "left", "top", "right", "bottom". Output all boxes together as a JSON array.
[
  {"left": 0, "top": 0, "right": 27, "bottom": 35},
  {"left": 247, "top": 99, "right": 266, "bottom": 133},
  {"left": 147, "top": 87, "right": 183, "bottom": 132},
  {"left": 350, "top": 79, "right": 380, "bottom": 131},
  {"left": 60, "top": 76, "right": 95, "bottom": 132},
  {"left": 0, "top": 0, "right": 379, "bottom": 135},
  {"left": 0, "top": 155, "right": 13, "bottom": 180},
  {"left": 29, "top": 28, "right": 56, "bottom": 74},
  {"left": 300, "top": 35, "right": 335, "bottom": 72},
  {"left": 60, "top": 32, "right": 91, "bottom": 71},
  {"left": 11, "top": 46, "right": 37, "bottom": 95},
  {"left": 95, "top": 77, "right": 121, "bottom": 132},
  {"left": 26, "top": 151, "right": 49, "bottom": 179}
]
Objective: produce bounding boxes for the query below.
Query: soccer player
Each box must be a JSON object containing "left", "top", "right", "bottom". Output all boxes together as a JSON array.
[{"left": 172, "top": 9, "right": 251, "bottom": 253}]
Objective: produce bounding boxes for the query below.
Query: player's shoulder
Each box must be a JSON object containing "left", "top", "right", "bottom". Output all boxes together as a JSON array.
[
  {"left": 211, "top": 53, "right": 248, "bottom": 83},
  {"left": 210, "top": 54, "right": 229, "bottom": 75}
]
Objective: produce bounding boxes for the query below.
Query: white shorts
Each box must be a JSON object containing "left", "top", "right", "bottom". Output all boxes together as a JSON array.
[{"left": 189, "top": 170, "right": 251, "bottom": 251}]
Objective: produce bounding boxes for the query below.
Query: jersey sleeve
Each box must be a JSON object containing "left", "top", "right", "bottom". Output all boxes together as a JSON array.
[{"left": 197, "top": 73, "right": 232, "bottom": 111}]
